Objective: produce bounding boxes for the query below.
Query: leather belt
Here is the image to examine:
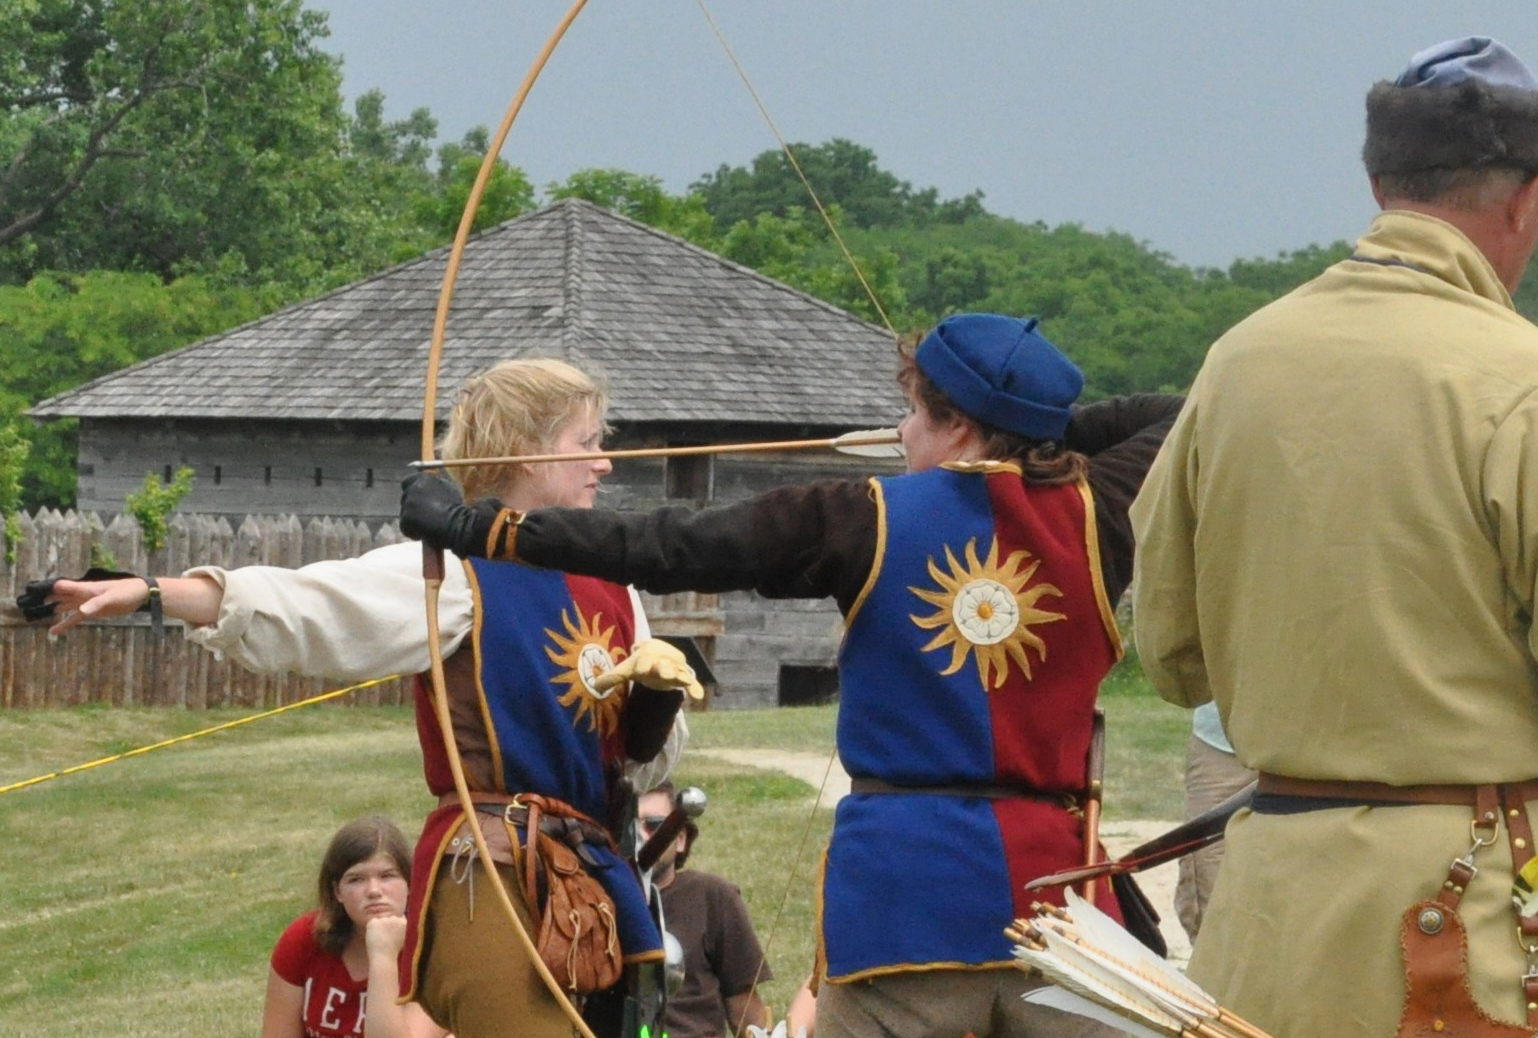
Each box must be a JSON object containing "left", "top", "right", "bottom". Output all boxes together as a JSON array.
[
  {"left": 1256, "top": 773, "right": 1538, "bottom": 807},
  {"left": 436, "top": 792, "right": 613, "bottom": 850},
  {"left": 849, "top": 776, "right": 1080, "bottom": 810}
]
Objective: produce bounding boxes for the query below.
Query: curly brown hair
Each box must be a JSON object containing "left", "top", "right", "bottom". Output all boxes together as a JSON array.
[{"left": 895, "top": 330, "right": 1086, "bottom": 485}]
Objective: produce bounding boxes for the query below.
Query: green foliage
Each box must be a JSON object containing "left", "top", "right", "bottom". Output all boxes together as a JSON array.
[
  {"left": 0, "top": 271, "right": 279, "bottom": 507},
  {"left": 828, "top": 217, "right": 1352, "bottom": 397},
  {"left": 1515, "top": 264, "right": 1538, "bottom": 324},
  {"left": 123, "top": 465, "right": 193, "bottom": 552},
  {"left": 0, "top": 417, "right": 28, "bottom": 561},
  {"left": 0, "top": 0, "right": 354, "bottom": 290},
  {"left": 693, "top": 138, "right": 984, "bottom": 230},
  {"left": 413, "top": 130, "right": 538, "bottom": 240},
  {"left": 547, "top": 169, "right": 717, "bottom": 244},
  {"left": 715, "top": 206, "right": 911, "bottom": 327},
  {"left": 88, "top": 541, "right": 120, "bottom": 572}
]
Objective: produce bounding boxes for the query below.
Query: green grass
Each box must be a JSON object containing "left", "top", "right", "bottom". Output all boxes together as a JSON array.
[{"left": 0, "top": 671, "right": 1189, "bottom": 1036}]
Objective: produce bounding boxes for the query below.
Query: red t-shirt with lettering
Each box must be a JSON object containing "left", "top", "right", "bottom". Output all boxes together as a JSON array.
[{"left": 270, "top": 911, "right": 369, "bottom": 1038}]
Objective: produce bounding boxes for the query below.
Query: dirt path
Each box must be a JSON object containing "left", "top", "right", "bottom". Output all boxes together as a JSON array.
[{"left": 696, "top": 748, "right": 1192, "bottom": 965}]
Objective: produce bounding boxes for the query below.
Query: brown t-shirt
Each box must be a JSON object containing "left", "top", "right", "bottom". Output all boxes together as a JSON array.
[{"left": 659, "top": 869, "right": 772, "bottom": 1038}]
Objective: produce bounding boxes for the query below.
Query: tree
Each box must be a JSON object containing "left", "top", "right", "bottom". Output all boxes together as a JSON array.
[
  {"left": 412, "top": 129, "right": 538, "bottom": 241},
  {"left": 546, "top": 169, "right": 715, "bottom": 244},
  {"left": 0, "top": 270, "right": 278, "bottom": 506},
  {"left": 0, "top": 0, "right": 401, "bottom": 292},
  {"left": 692, "top": 139, "right": 982, "bottom": 231},
  {"left": 715, "top": 206, "right": 909, "bottom": 327}
]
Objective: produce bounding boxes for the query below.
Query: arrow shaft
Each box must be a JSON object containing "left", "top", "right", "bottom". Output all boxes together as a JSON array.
[{"left": 413, "top": 431, "right": 901, "bottom": 469}]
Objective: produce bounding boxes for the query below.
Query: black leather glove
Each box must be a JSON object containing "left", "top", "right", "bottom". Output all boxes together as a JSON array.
[
  {"left": 399, "top": 470, "right": 513, "bottom": 559},
  {"left": 15, "top": 567, "right": 138, "bottom": 621}
]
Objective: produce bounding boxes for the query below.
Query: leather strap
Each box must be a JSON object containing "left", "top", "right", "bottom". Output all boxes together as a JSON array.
[
  {"left": 138, "top": 575, "right": 165, "bottom": 636},
  {"left": 1257, "top": 773, "right": 1538, "bottom": 807},
  {"left": 436, "top": 792, "right": 615, "bottom": 851}
]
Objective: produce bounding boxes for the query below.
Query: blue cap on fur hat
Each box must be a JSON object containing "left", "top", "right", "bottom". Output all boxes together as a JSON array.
[
  {"left": 915, "top": 314, "right": 1082, "bottom": 440},
  {"left": 1395, "top": 37, "right": 1538, "bottom": 91}
]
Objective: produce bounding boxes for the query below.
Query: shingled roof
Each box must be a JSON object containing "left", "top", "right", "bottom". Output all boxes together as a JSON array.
[{"left": 31, "top": 198, "right": 902, "bottom": 426}]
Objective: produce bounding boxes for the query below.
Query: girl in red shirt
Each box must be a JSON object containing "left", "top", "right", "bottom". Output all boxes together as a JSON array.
[{"left": 261, "top": 816, "right": 449, "bottom": 1038}]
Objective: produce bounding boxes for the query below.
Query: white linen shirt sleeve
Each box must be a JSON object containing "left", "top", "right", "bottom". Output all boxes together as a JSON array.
[{"left": 181, "top": 540, "right": 474, "bottom": 681}]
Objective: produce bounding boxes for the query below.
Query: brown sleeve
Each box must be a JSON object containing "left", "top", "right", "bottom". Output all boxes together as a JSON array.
[
  {"left": 514, "top": 479, "right": 880, "bottom": 613},
  {"left": 1080, "top": 395, "right": 1185, "bottom": 603},
  {"left": 706, "top": 875, "right": 774, "bottom": 996},
  {"left": 1065, "top": 394, "right": 1186, "bottom": 456}
]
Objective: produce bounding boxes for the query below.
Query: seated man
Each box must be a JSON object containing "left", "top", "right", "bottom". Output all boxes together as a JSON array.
[{"left": 642, "top": 782, "right": 772, "bottom": 1038}]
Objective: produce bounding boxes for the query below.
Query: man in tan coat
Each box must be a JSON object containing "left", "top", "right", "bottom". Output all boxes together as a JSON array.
[{"left": 1132, "top": 37, "right": 1538, "bottom": 1038}]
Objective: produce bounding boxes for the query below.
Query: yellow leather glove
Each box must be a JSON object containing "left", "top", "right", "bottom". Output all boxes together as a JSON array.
[{"left": 593, "top": 639, "right": 704, "bottom": 700}]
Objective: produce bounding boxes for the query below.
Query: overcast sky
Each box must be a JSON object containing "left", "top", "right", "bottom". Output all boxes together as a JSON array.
[{"left": 307, "top": 1, "right": 1538, "bottom": 269}]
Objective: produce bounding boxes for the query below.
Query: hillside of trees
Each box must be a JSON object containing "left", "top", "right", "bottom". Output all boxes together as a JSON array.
[{"left": 4, "top": 0, "right": 1536, "bottom": 515}]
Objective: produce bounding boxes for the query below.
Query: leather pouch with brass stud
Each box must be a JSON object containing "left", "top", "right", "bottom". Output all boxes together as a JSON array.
[{"left": 1394, "top": 783, "right": 1538, "bottom": 1037}]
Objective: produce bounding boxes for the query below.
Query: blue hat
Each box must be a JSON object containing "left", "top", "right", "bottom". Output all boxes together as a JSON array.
[
  {"left": 1394, "top": 37, "right": 1538, "bottom": 91},
  {"left": 914, "top": 314, "right": 1082, "bottom": 440},
  {"left": 1365, "top": 37, "right": 1538, "bottom": 176}
]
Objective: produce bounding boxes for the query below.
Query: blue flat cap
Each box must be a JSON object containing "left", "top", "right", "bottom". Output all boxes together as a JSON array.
[{"left": 915, "top": 314, "right": 1082, "bottom": 440}]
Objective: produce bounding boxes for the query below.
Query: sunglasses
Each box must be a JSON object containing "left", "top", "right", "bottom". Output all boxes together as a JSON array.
[{"left": 638, "top": 815, "right": 669, "bottom": 833}]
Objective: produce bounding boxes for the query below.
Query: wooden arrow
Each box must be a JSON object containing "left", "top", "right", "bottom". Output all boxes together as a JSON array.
[{"left": 410, "top": 428, "right": 904, "bottom": 469}]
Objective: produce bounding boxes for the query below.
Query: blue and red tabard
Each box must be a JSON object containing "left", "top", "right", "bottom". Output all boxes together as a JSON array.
[
  {"left": 822, "top": 462, "right": 1124, "bottom": 981},
  {"left": 402, "top": 558, "right": 663, "bottom": 998}
]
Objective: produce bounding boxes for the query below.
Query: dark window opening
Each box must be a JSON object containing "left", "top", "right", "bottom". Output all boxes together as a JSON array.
[
  {"left": 162, "top": 465, "right": 173, "bottom": 483},
  {"left": 665, "top": 454, "right": 714, "bottom": 501},
  {"left": 213, "top": 466, "right": 222, "bottom": 485},
  {"left": 365, "top": 468, "right": 374, "bottom": 489},
  {"left": 314, "top": 467, "right": 323, "bottom": 487},
  {"left": 778, "top": 664, "right": 839, "bottom": 707},
  {"left": 264, "top": 466, "right": 272, "bottom": 486}
]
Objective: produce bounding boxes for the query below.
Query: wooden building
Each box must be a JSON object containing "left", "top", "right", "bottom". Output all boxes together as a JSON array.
[{"left": 29, "top": 198, "right": 906, "bottom": 709}]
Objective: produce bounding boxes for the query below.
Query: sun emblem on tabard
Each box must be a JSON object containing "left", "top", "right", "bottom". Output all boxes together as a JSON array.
[
  {"left": 545, "top": 606, "right": 626, "bottom": 735},
  {"left": 909, "top": 537, "right": 1067, "bottom": 690}
]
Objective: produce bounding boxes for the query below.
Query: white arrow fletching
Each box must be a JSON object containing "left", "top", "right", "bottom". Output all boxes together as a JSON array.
[
  {"left": 1015, "top": 936, "right": 1184, "bottom": 1034},
  {"left": 831, "top": 428, "right": 905, "bottom": 457},
  {"left": 1062, "top": 888, "right": 1215, "bottom": 1007},
  {"left": 1010, "top": 891, "right": 1275, "bottom": 1038},
  {"left": 1023, "top": 986, "right": 1173, "bottom": 1038}
]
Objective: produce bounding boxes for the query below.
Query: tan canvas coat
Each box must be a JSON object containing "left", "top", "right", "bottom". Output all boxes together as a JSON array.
[{"left": 1132, "top": 210, "right": 1538, "bottom": 1037}]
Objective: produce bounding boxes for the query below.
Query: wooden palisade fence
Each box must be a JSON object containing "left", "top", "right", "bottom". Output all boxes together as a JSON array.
[{"left": 0, "top": 510, "right": 416, "bottom": 709}]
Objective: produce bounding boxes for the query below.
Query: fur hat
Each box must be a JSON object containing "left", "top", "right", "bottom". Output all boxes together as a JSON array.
[
  {"left": 1364, "top": 37, "right": 1538, "bottom": 176},
  {"left": 915, "top": 314, "right": 1082, "bottom": 440}
]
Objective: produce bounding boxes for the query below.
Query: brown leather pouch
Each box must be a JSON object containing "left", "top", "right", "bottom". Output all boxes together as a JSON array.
[
  {"left": 522, "top": 801, "right": 623, "bottom": 994},
  {"left": 1396, "top": 899, "right": 1531, "bottom": 1037}
]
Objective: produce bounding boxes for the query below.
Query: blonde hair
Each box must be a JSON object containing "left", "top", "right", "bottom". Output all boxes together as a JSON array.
[{"left": 439, "top": 358, "right": 609, "bottom": 501}]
